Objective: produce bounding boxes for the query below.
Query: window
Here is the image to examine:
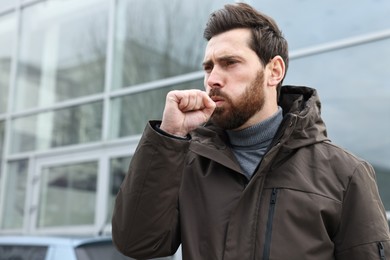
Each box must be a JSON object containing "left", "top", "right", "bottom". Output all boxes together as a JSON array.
[
  {"left": 112, "top": 0, "right": 208, "bottom": 89},
  {"left": 0, "top": 13, "right": 16, "bottom": 114},
  {"left": 38, "top": 161, "right": 98, "bottom": 227},
  {"left": 14, "top": 0, "right": 108, "bottom": 111},
  {"left": 254, "top": 1, "right": 390, "bottom": 50},
  {"left": 1, "top": 159, "right": 28, "bottom": 229},
  {"left": 10, "top": 101, "right": 103, "bottom": 154},
  {"left": 376, "top": 166, "right": 390, "bottom": 211},
  {"left": 107, "top": 156, "right": 131, "bottom": 224},
  {"left": 0, "top": 120, "right": 4, "bottom": 178},
  {"left": 0, "top": 1, "right": 14, "bottom": 10}
]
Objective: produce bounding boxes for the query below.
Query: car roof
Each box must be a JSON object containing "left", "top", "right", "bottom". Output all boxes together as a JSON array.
[{"left": 0, "top": 235, "right": 112, "bottom": 247}]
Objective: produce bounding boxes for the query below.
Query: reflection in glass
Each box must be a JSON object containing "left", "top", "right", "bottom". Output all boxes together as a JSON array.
[
  {"left": 0, "top": 13, "right": 16, "bottom": 114},
  {"left": 110, "top": 79, "right": 203, "bottom": 138},
  {"left": 38, "top": 161, "right": 97, "bottom": 227},
  {"left": 10, "top": 101, "right": 102, "bottom": 154},
  {"left": 112, "top": 0, "right": 211, "bottom": 89},
  {"left": 15, "top": 0, "right": 108, "bottom": 111},
  {"left": 107, "top": 156, "right": 131, "bottom": 224},
  {"left": 1, "top": 159, "right": 28, "bottom": 229},
  {"left": 0, "top": 120, "right": 4, "bottom": 178},
  {"left": 376, "top": 166, "right": 390, "bottom": 211},
  {"left": 254, "top": 1, "right": 390, "bottom": 50},
  {"left": 0, "top": 1, "right": 14, "bottom": 10}
]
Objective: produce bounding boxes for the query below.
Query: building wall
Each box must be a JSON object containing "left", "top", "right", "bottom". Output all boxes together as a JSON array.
[{"left": 0, "top": 0, "right": 389, "bottom": 236}]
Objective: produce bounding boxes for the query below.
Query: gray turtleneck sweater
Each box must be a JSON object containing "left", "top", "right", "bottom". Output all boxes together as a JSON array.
[{"left": 226, "top": 107, "right": 283, "bottom": 180}]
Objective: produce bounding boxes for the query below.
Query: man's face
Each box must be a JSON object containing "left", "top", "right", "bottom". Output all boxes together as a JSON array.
[{"left": 202, "top": 28, "right": 266, "bottom": 130}]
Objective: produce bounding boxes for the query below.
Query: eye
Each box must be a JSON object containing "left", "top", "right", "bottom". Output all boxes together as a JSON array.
[
  {"left": 225, "top": 59, "right": 238, "bottom": 67},
  {"left": 203, "top": 64, "right": 213, "bottom": 73}
]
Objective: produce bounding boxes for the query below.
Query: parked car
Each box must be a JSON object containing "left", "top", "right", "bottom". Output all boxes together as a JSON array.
[{"left": 0, "top": 235, "right": 178, "bottom": 260}]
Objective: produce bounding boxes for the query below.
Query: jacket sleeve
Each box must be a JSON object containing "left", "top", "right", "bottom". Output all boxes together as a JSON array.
[
  {"left": 334, "top": 161, "right": 390, "bottom": 259},
  {"left": 112, "top": 121, "right": 189, "bottom": 259}
]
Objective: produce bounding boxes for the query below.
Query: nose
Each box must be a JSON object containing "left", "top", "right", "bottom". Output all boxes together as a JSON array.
[{"left": 205, "top": 67, "right": 223, "bottom": 90}]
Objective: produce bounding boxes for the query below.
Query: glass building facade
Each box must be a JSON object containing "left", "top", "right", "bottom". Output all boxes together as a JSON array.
[{"left": 0, "top": 0, "right": 389, "bottom": 243}]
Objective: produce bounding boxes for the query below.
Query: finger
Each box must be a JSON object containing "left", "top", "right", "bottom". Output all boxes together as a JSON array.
[
  {"left": 178, "top": 93, "right": 192, "bottom": 111},
  {"left": 200, "top": 92, "right": 216, "bottom": 119},
  {"left": 201, "top": 91, "right": 216, "bottom": 109},
  {"left": 178, "top": 90, "right": 202, "bottom": 112},
  {"left": 182, "top": 91, "right": 198, "bottom": 111}
]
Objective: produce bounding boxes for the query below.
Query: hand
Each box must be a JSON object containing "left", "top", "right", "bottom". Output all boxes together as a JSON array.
[{"left": 160, "top": 89, "right": 216, "bottom": 137}]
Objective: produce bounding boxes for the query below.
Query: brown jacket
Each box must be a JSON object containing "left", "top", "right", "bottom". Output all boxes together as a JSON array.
[{"left": 112, "top": 86, "right": 390, "bottom": 259}]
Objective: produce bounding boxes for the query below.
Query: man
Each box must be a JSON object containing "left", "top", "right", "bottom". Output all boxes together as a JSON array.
[{"left": 112, "top": 3, "right": 390, "bottom": 259}]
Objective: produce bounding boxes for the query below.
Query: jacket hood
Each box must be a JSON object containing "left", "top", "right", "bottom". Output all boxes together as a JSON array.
[{"left": 277, "top": 85, "right": 329, "bottom": 149}]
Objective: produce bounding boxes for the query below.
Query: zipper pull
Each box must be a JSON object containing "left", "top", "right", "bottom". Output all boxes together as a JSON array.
[{"left": 378, "top": 242, "right": 386, "bottom": 260}]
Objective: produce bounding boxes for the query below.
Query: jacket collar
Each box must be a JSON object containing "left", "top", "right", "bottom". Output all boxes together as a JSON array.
[
  {"left": 190, "top": 125, "right": 244, "bottom": 174},
  {"left": 189, "top": 86, "right": 329, "bottom": 172}
]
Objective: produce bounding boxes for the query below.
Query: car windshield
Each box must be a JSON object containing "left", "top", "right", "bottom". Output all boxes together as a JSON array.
[
  {"left": 0, "top": 245, "right": 48, "bottom": 260},
  {"left": 75, "top": 241, "right": 132, "bottom": 260}
]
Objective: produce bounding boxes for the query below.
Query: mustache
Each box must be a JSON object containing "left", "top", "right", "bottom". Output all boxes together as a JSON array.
[{"left": 208, "top": 89, "right": 228, "bottom": 99}]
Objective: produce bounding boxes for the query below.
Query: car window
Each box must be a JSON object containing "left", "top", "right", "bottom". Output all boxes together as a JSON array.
[
  {"left": 0, "top": 245, "right": 48, "bottom": 260},
  {"left": 75, "top": 242, "right": 133, "bottom": 260}
]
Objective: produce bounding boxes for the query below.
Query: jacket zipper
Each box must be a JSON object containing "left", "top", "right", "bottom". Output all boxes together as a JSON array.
[
  {"left": 262, "top": 188, "right": 278, "bottom": 260},
  {"left": 378, "top": 242, "right": 386, "bottom": 260}
]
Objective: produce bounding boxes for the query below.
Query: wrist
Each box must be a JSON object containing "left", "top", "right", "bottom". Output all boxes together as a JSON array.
[
  {"left": 155, "top": 124, "right": 190, "bottom": 140},
  {"left": 159, "top": 123, "right": 188, "bottom": 138}
]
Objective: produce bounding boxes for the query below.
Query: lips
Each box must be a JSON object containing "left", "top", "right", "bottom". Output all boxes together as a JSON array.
[{"left": 210, "top": 96, "right": 224, "bottom": 105}]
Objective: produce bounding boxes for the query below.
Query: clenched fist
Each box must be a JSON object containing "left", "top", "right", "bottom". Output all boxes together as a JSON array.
[{"left": 160, "top": 89, "right": 216, "bottom": 137}]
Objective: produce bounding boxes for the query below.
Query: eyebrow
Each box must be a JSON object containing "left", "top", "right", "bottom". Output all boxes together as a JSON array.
[
  {"left": 202, "top": 55, "right": 241, "bottom": 68},
  {"left": 202, "top": 60, "right": 213, "bottom": 68}
]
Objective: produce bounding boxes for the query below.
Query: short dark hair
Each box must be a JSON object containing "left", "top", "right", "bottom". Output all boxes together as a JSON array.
[{"left": 203, "top": 3, "right": 289, "bottom": 94}]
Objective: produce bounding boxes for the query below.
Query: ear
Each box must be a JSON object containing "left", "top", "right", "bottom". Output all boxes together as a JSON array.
[{"left": 266, "top": 55, "right": 285, "bottom": 87}]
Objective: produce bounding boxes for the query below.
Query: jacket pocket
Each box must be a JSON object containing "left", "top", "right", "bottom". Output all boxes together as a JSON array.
[
  {"left": 262, "top": 188, "right": 278, "bottom": 260},
  {"left": 378, "top": 242, "right": 386, "bottom": 260}
]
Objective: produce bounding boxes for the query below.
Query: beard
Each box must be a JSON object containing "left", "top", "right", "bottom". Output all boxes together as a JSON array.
[{"left": 209, "top": 71, "right": 265, "bottom": 130}]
